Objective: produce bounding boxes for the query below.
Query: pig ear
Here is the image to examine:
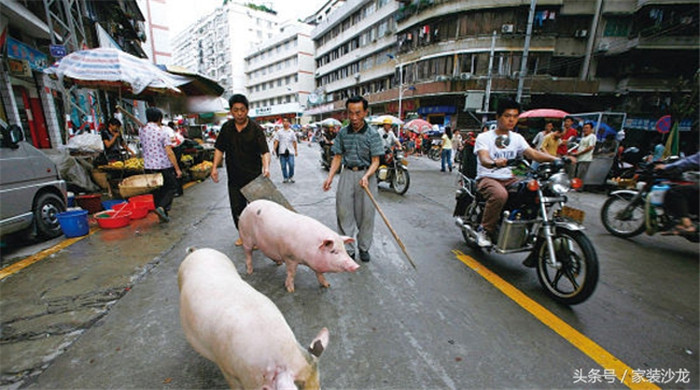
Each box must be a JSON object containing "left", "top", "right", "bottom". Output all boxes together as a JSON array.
[
  {"left": 308, "top": 327, "right": 329, "bottom": 358},
  {"left": 341, "top": 235, "right": 355, "bottom": 244},
  {"left": 319, "top": 239, "right": 334, "bottom": 250}
]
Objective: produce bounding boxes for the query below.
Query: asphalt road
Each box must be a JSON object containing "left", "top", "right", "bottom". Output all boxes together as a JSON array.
[{"left": 1, "top": 142, "right": 697, "bottom": 389}]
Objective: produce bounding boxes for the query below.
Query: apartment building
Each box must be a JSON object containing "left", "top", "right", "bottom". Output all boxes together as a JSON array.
[
  {"left": 171, "top": 1, "right": 280, "bottom": 96},
  {"left": 308, "top": 0, "right": 698, "bottom": 143},
  {"left": 137, "top": 0, "right": 172, "bottom": 65},
  {"left": 245, "top": 22, "right": 315, "bottom": 123},
  {"left": 307, "top": 0, "right": 400, "bottom": 120}
]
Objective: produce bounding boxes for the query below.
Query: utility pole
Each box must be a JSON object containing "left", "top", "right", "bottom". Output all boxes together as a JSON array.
[
  {"left": 483, "top": 30, "right": 497, "bottom": 122},
  {"left": 581, "top": 0, "right": 604, "bottom": 80},
  {"left": 516, "top": 0, "right": 537, "bottom": 103}
]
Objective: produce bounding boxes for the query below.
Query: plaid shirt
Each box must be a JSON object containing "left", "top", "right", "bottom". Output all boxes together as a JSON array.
[{"left": 331, "top": 121, "right": 384, "bottom": 167}]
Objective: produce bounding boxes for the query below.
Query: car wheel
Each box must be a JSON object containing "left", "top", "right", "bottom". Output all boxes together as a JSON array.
[{"left": 34, "top": 193, "right": 66, "bottom": 238}]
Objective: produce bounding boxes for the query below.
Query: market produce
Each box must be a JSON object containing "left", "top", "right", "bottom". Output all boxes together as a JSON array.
[
  {"left": 190, "top": 160, "right": 213, "bottom": 172},
  {"left": 109, "top": 161, "right": 124, "bottom": 168},
  {"left": 123, "top": 157, "right": 144, "bottom": 170},
  {"left": 181, "top": 154, "right": 194, "bottom": 163}
]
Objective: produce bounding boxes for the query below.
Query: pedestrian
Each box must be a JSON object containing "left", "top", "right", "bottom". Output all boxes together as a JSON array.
[
  {"left": 415, "top": 134, "right": 422, "bottom": 156},
  {"left": 559, "top": 117, "right": 578, "bottom": 177},
  {"left": 272, "top": 117, "right": 298, "bottom": 183},
  {"left": 139, "top": 107, "right": 182, "bottom": 223},
  {"left": 573, "top": 121, "right": 597, "bottom": 183},
  {"left": 441, "top": 126, "right": 454, "bottom": 172},
  {"left": 100, "top": 118, "right": 135, "bottom": 162},
  {"left": 459, "top": 131, "right": 477, "bottom": 179},
  {"left": 211, "top": 94, "right": 271, "bottom": 246},
  {"left": 540, "top": 127, "right": 564, "bottom": 157},
  {"left": 652, "top": 137, "right": 665, "bottom": 161},
  {"left": 453, "top": 130, "right": 463, "bottom": 164},
  {"left": 531, "top": 121, "right": 554, "bottom": 150},
  {"left": 322, "top": 95, "right": 384, "bottom": 262},
  {"left": 165, "top": 121, "right": 185, "bottom": 197}
]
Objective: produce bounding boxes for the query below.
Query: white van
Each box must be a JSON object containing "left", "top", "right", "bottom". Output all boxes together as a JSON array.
[{"left": 0, "top": 124, "right": 67, "bottom": 238}]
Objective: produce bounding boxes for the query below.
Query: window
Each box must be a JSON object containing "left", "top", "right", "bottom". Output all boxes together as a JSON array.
[{"left": 604, "top": 16, "right": 631, "bottom": 37}]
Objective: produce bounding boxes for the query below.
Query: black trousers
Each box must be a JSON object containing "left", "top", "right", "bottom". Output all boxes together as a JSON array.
[
  {"left": 664, "top": 184, "right": 699, "bottom": 220},
  {"left": 146, "top": 167, "right": 178, "bottom": 212},
  {"left": 227, "top": 181, "right": 248, "bottom": 229}
]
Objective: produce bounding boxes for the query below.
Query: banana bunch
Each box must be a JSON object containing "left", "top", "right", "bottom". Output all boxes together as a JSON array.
[
  {"left": 181, "top": 154, "right": 194, "bottom": 163},
  {"left": 123, "top": 158, "right": 144, "bottom": 170},
  {"left": 109, "top": 161, "right": 124, "bottom": 168}
]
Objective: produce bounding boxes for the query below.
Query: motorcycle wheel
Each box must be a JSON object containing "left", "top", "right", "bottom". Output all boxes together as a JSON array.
[
  {"left": 536, "top": 228, "right": 598, "bottom": 305},
  {"left": 391, "top": 168, "right": 410, "bottom": 195},
  {"left": 429, "top": 148, "right": 441, "bottom": 161},
  {"left": 600, "top": 193, "right": 646, "bottom": 237}
]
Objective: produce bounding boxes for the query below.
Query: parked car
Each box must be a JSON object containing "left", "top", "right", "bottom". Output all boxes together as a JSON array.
[{"left": 0, "top": 124, "right": 67, "bottom": 239}]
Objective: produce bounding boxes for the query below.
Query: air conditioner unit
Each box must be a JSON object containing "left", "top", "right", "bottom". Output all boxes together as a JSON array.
[
  {"left": 435, "top": 75, "right": 449, "bottom": 82},
  {"left": 501, "top": 24, "right": 514, "bottom": 34},
  {"left": 598, "top": 42, "right": 610, "bottom": 52},
  {"left": 460, "top": 72, "right": 472, "bottom": 80},
  {"left": 575, "top": 29, "right": 588, "bottom": 38}
]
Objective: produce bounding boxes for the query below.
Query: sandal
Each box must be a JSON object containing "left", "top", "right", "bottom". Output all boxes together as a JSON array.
[{"left": 661, "top": 225, "right": 697, "bottom": 236}]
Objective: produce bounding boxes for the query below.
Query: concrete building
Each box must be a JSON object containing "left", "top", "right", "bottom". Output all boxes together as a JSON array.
[
  {"left": 245, "top": 21, "right": 315, "bottom": 124},
  {"left": 138, "top": 0, "right": 172, "bottom": 64},
  {"left": 171, "top": 1, "right": 281, "bottom": 97},
  {"left": 307, "top": 0, "right": 698, "bottom": 146},
  {"left": 303, "top": 0, "right": 347, "bottom": 26},
  {"left": 307, "top": 0, "right": 400, "bottom": 121}
]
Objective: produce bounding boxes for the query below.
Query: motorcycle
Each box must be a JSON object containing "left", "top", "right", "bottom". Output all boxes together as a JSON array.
[
  {"left": 376, "top": 147, "right": 410, "bottom": 195},
  {"left": 319, "top": 140, "right": 334, "bottom": 170},
  {"left": 600, "top": 161, "right": 699, "bottom": 242},
  {"left": 454, "top": 158, "right": 599, "bottom": 305},
  {"left": 428, "top": 139, "right": 442, "bottom": 161}
]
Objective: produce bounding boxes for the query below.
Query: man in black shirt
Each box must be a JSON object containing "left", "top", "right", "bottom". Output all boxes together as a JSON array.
[
  {"left": 101, "top": 118, "right": 134, "bottom": 161},
  {"left": 212, "top": 94, "right": 271, "bottom": 245}
]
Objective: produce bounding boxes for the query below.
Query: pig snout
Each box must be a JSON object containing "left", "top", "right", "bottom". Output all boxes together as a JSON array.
[{"left": 344, "top": 257, "right": 360, "bottom": 272}]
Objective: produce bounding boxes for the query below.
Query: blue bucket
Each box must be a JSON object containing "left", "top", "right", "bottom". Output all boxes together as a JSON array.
[
  {"left": 56, "top": 209, "right": 89, "bottom": 238},
  {"left": 102, "top": 200, "right": 127, "bottom": 210}
]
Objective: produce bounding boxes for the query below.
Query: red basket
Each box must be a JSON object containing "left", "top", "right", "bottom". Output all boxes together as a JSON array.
[
  {"left": 113, "top": 203, "right": 149, "bottom": 220},
  {"left": 95, "top": 209, "right": 132, "bottom": 229},
  {"left": 76, "top": 194, "right": 103, "bottom": 214},
  {"left": 129, "top": 194, "right": 155, "bottom": 211}
]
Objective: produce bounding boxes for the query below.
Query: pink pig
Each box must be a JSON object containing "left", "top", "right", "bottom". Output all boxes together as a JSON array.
[
  {"left": 238, "top": 199, "right": 360, "bottom": 292},
  {"left": 178, "top": 248, "right": 330, "bottom": 389}
]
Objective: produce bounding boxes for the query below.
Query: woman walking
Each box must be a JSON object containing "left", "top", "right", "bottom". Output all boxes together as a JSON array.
[{"left": 440, "top": 126, "right": 454, "bottom": 172}]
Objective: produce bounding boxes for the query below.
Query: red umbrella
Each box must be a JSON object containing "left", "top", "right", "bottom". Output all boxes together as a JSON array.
[
  {"left": 404, "top": 119, "right": 434, "bottom": 133},
  {"left": 519, "top": 109, "right": 569, "bottom": 119}
]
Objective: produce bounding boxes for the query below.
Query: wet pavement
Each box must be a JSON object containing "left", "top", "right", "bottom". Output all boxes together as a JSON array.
[{"left": 0, "top": 143, "right": 697, "bottom": 389}]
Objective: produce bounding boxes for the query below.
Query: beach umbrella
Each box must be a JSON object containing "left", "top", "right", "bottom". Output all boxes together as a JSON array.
[
  {"left": 45, "top": 48, "right": 181, "bottom": 96},
  {"left": 403, "top": 118, "right": 433, "bottom": 133},
  {"left": 370, "top": 115, "right": 403, "bottom": 125},
  {"left": 519, "top": 108, "right": 569, "bottom": 119},
  {"left": 320, "top": 118, "right": 342, "bottom": 127}
]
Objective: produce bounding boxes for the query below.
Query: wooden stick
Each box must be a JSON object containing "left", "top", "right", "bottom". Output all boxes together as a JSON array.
[
  {"left": 115, "top": 105, "right": 144, "bottom": 128},
  {"left": 362, "top": 185, "right": 417, "bottom": 270}
]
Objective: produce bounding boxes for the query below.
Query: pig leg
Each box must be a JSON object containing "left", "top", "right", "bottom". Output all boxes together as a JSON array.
[
  {"left": 315, "top": 272, "right": 330, "bottom": 289},
  {"left": 243, "top": 245, "right": 254, "bottom": 274},
  {"left": 284, "top": 261, "right": 298, "bottom": 293}
]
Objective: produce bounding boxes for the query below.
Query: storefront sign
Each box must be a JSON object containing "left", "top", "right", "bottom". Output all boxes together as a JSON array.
[
  {"left": 6, "top": 37, "right": 48, "bottom": 71},
  {"left": 418, "top": 105, "right": 456, "bottom": 115},
  {"left": 386, "top": 99, "right": 418, "bottom": 114},
  {"left": 49, "top": 44, "right": 67, "bottom": 58},
  {"left": 626, "top": 117, "right": 692, "bottom": 132},
  {"left": 255, "top": 106, "right": 272, "bottom": 116},
  {"left": 7, "top": 58, "right": 31, "bottom": 77}
]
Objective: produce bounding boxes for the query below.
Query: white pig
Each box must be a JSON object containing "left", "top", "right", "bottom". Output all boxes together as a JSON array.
[
  {"left": 178, "top": 248, "right": 330, "bottom": 389},
  {"left": 238, "top": 199, "right": 360, "bottom": 292}
]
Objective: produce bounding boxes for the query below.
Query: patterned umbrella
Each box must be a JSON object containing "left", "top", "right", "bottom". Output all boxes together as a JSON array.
[
  {"left": 45, "top": 48, "right": 181, "bottom": 96},
  {"left": 519, "top": 108, "right": 569, "bottom": 119},
  {"left": 403, "top": 118, "right": 433, "bottom": 133},
  {"left": 320, "top": 118, "right": 342, "bottom": 127}
]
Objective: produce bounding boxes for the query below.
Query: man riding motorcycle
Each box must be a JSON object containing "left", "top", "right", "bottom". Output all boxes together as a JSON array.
[
  {"left": 474, "top": 99, "right": 576, "bottom": 247},
  {"left": 654, "top": 152, "right": 700, "bottom": 235}
]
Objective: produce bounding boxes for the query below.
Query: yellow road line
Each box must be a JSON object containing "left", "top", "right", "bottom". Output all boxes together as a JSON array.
[
  {"left": 183, "top": 181, "right": 198, "bottom": 190},
  {"left": 0, "top": 228, "right": 99, "bottom": 280},
  {"left": 452, "top": 250, "right": 659, "bottom": 390}
]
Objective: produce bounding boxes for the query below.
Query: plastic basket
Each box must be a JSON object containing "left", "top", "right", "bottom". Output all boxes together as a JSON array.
[
  {"left": 76, "top": 194, "right": 103, "bottom": 214},
  {"left": 57, "top": 209, "right": 89, "bottom": 238},
  {"left": 102, "top": 200, "right": 127, "bottom": 210},
  {"left": 118, "top": 173, "right": 163, "bottom": 198},
  {"left": 129, "top": 194, "right": 156, "bottom": 211}
]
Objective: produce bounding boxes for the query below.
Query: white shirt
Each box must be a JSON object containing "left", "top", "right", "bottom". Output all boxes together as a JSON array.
[
  {"left": 273, "top": 128, "right": 297, "bottom": 155},
  {"left": 377, "top": 127, "right": 399, "bottom": 150},
  {"left": 474, "top": 130, "right": 530, "bottom": 180},
  {"left": 577, "top": 133, "right": 597, "bottom": 162}
]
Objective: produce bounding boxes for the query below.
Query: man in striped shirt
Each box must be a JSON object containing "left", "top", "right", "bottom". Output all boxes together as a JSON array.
[{"left": 322, "top": 96, "right": 384, "bottom": 262}]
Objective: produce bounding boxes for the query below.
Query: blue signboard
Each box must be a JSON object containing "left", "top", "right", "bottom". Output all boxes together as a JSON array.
[
  {"left": 6, "top": 37, "right": 48, "bottom": 71},
  {"left": 49, "top": 44, "right": 67, "bottom": 58}
]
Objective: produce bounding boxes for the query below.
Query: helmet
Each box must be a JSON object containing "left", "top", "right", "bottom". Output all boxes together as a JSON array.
[{"left": 621, "top": 147, "right": 643, "bottom": 165}]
